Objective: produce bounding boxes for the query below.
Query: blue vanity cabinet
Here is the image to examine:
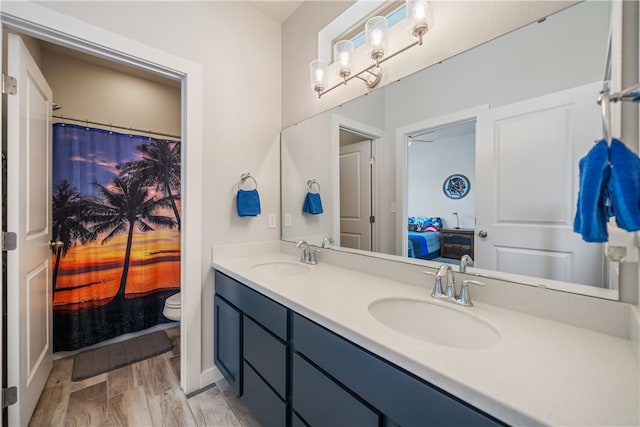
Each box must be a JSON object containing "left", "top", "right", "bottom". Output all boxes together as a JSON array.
[
  {"left": 214, "top": 270, "right": 289, "bottom": 427},
  {"left": 292, "top": 313, "right": 507, "bottom": 427},
  {"left": 214, "top": 269, "right": 508, "bottom": 427}
]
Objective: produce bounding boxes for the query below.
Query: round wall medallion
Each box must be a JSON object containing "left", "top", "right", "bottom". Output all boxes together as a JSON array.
[{"left": 443, "top": 174, "right": 470, "bottom": 199}]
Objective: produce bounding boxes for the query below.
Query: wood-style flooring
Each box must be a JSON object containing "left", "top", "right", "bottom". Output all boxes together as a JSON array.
[{"left": 29, "top": 327, "right": 261, "bottom": 427}]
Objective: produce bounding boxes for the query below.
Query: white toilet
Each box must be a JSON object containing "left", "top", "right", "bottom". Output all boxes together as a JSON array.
[{"left": 163, "top": 292, "right": 181, "bottom": 321}]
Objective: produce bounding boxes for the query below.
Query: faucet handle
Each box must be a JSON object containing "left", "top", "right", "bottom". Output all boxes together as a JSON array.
[
  {"left": 308, "top": 249, "right": 319, "bottom": 265},
  {"left": 423, "top": 270, "right": 445, "bottom": 299},
  {"left": 457, "top": 280, "right": 486, "bottom": 306}
]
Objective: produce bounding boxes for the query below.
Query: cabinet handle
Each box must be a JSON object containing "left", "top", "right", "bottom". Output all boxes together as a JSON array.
[{"left": 478, "top": 230, "right": 488, "bottom": 238}]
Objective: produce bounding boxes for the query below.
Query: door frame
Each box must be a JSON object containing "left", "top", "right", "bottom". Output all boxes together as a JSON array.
[
  {"left": 396, "top": 105, "right": 488, "bottom": 257},
  {"left": 331, "top": 114, "right": 383, "bottom": 252},
  {"left": 0, "top": 2, "right": 205, "bottom": 394}
]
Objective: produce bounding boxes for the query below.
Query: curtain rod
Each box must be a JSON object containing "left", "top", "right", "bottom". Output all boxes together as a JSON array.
[{"left": 52, "top": 115, "right": 181, "bottom": 140}]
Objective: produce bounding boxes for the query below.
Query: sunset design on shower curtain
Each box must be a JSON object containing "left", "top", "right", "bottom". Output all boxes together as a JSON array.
[{"left": 52, "top": 123, "right": 181, "bottom": 351}]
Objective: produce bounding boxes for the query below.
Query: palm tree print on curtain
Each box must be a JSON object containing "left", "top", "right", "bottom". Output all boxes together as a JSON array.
[{"left": 52, "top": 123, "right": 181, "bottom": 351}]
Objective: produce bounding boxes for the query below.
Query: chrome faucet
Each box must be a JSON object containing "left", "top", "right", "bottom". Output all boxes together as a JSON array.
[
  {"left": 321, "top": 236, "right": 334, "bottom": 248},
  {"left": 296, "top": 240, "right": 318, "bottom": 265},
  {"left": 434, "top": 264, "right": 456, "bottom": 299},
  {"left": 459, "top": 254, "right": 473, "bottom": 273},
  {"left": 427, "top": 264, "right": 485, "bottom": 306}
]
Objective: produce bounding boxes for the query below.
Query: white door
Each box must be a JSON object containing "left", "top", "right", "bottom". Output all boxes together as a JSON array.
[
  {"left": 6, "top": 33, "right": 54, "bottom": 425},
  {"left": 340, "top": 140, "right": 372, "bottom": 250},
  {"left": 475, "top": 82, "right": 604, "bottom": 286}
]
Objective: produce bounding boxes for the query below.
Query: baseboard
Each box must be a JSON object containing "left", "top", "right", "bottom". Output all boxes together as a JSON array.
[{"left": 200, "top": 366, "right": 224, "bottom": 390}]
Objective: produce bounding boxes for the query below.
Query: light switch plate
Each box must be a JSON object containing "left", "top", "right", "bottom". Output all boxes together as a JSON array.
[
  {"left": 285, "top": 213, "right": 292, "bottom": 227},
  {"left": 268, "top": 213, "right": 277, "bottom": 228}
]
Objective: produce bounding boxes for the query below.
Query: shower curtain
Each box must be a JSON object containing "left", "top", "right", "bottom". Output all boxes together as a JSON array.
[{"left": 52, "top": 123, "right": 181, "bottom": 351}]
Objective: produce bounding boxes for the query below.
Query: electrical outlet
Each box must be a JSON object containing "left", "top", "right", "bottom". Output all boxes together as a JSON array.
[
  {"left": 285, "top": 213, "right": 292, "bottom": 227},
  {"left": 268, "top": 213, "right": 277, "bottom": 228}
]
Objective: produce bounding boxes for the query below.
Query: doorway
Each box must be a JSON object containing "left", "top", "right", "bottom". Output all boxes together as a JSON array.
[
  {"left": 339, "top": 128, "right": 374, "bottom": 251},
  {"left": 1, "top": 5, "right": 204, "bottom": 423},
  {"left": 406, "top": 121, "right": 476, "bottom": 265}
]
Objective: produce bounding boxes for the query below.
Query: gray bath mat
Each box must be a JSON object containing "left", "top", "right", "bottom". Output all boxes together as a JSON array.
[{"left": 72, "top": 330, "right": 173, "bottom": 381}]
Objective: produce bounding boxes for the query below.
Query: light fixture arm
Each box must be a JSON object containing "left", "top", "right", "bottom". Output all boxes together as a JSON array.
[{"left": 316, "top": 38, "right": 423, "bottom": 98}]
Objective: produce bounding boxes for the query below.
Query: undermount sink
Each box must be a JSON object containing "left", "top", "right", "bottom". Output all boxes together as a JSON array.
[
  {"left": 368, "top": 298, "right": 501, "bottom": 350},
  {"left": 251, "top": 261, "right": 311, "bottom": 276}
]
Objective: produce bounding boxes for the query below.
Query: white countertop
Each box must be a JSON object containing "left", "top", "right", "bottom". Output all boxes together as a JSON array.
[{"left": 213, "top": 252, "right": 639, "bottom": 427}]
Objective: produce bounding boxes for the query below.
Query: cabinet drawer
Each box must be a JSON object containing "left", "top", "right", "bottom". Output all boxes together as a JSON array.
[
  {"left": 443, "top": 235, "right": 472, "bottom": 245},
  {"left": 442, "top": 244, "right": 472, "bottom": 258},
  {"left": 241, "top": 361, "right": 287, "bottom": 427},
  {"left": 292, "top": 353, "right": 380, "bottom": 427},
  {"left": 243, "top": 316, "right": 287, "bottom": 399},
  {"left": 214, "top": 295, "right": 241, "bottom": 397},
  {"left": 215, "top": 270, "right": 288, "bottom": 340},
  {"left": 293, "top": 314, "right": 504, "bottom": 427}
]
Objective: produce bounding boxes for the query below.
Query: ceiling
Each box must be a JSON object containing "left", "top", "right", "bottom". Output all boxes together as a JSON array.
[{"left": 245, "top": 1, "right": 304, "bottom": 23}]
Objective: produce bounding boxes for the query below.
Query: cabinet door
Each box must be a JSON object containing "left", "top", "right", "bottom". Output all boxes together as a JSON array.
[
  {"left": 292, "top": 353, "right": 380, "bottom": 427},
  {"left": 214, "top": 295, "right": 242, "bottom": 396}
]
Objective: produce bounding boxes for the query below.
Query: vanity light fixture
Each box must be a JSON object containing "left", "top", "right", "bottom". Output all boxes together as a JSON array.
[{"left": 311, "top": 0, "right": 434, "bottom": 98}]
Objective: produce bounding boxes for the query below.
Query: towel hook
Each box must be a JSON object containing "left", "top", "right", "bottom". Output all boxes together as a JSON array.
[
  {"left": 240, "top": 173, "right": 258, "bottom": 190},
  {"left": 307, "top": 179, "right": 321, "bottom": 193},
  {"left": 597, "top": 89, "right": 612, "bottom": 145}
]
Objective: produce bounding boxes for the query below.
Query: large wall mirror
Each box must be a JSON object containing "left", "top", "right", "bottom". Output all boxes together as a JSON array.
[{"left": 282, "top": 1, "right": 622, "bottom": 299}]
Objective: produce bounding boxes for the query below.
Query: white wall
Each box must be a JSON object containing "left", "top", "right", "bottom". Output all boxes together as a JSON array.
[
  {"left": 35, "top": 0, "right": 282, "bottom": 381},
  {"left": 408, "top": 133, "right": 475, "bottom": 230}
]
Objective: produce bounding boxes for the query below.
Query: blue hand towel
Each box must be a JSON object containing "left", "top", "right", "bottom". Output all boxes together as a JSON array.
[
  {"left": 302, "top": 192, "right": 323, "bottom": 215},
  {"left": 573, "top": 139, "right": 611, "bottom": 242},
  {"left": 609, "top": 138, "right": 640, "bottom": 231},
  {"left": 237, "top": 189, "right": 261, "bottom": 217}
]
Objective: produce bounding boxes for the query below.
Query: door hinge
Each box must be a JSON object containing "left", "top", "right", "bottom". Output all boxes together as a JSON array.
[
  {"left": 2, "top": 387, "right": 17, "bottom": 408},
  {"left": 2, "top": 232, "right": 17, "bottom": 251},
  {"left": 369, "top": 156, "right": 375, "bottom": 165},
  {"left": 369, "top": 215, "right": 375, "bottom": 223},
  {"left": 2, "top": 74, "right": 17, "bottom": 95}
]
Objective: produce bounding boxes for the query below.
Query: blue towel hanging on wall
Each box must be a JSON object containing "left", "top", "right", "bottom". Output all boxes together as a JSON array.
[
  {"left": 574, "top": 138, "right": 640, "bottom": 242},
  {"left": 609, "top": 139, "right": 640, "bottom": 232},
  {"left": 237, "top": 189, "right": 261, "bottom": 217},
  {"left": 573, "top": 140, "right": 611, "bottom": 242},
  {"left": 302, "top": 192, "right": 323, "bottom": 215}
]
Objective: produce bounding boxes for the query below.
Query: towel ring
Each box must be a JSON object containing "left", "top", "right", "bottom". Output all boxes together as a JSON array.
[
  {"left": 307, "top": 179, "right": 321, "bottom": 193},
  {"left": 240, "top": 173, "right": 258, "bottom": 190}
]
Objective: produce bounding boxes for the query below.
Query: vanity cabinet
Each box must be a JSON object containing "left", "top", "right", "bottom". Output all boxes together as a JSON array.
[
  {"left": 440, "top": 228, "right": 475, "bottom": 259},
  {"left": 214, "top": 269, "right": 506, "bottom": 427},
  {"left": 214, "top": 271, "right": 289, "bottom": 426},
  {"left": 292, "top": 313, "right": 504, "bottom": 427}
]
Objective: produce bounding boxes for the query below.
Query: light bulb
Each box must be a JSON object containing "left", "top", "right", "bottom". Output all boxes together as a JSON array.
[
  {"left": 334, "top": 40, "right": 353, "bottom": 79},
  {"left": 414, "top": 2, "right": 426, "bottom": 19},
  {"left": 406, "top": 0, "right": 433, "bottom": 38},
  {"left": 365, "top": 16, "right": 388, "bottom": 62},
  {"left": 371, "top": 29, "right": 383, "bottom": 47},
  {"left": 309, "top": 59, "right": 328, "bottom": 95},
  {"left": 339, "top": 51, "right": 349, "bottom": 68}
]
